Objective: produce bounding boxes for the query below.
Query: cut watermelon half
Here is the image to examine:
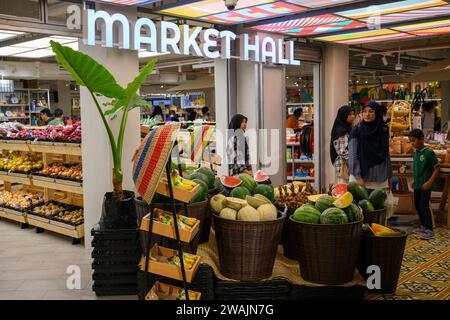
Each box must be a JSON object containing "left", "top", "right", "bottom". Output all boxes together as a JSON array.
[
  {"left": 220, "top": 176, "right": 242, "bottom": 188},
  {"left": 254, "top": 170, "right": 269, "bottom": 183}
]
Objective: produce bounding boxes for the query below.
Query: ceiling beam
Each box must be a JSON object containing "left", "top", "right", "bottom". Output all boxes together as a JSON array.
[{"left": 0, "top": 33, "right": 48, "bottom": 48}]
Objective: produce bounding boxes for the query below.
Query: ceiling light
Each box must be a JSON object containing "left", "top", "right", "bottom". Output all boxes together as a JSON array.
[
  {"left": 381, "top": 55, "right": 388, "bottom": 66},
  {"left": 395, "top": 51, "right": 403, "bottom": 71},
  {"left": 12, "top": 36, "right": 76, "bottom": 49},
  {"left": 362, "top": 56, "right": 366, "bottom": 66},
  {"left": 13, "top": 49, "right": 55, "bottom": 58},
  {"left": 0, "top": 47, "right": 30, "bottom": 56},
  {"left": 138, "top": 51, "right": 169, "bottom": 59},
  {"left": 365, "top": 80, "right": 368, "bottom": 84}
]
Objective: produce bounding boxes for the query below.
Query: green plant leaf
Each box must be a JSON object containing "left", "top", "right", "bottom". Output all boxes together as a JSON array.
[
  {"left": 50, "top": 40, "right": 126, "bottom": 99},
  {"left": 105, "top": 96, "right": 151, "bottom": 119},
  {"left": 126, "top": 59, "right": 157, "bottom": 97}
]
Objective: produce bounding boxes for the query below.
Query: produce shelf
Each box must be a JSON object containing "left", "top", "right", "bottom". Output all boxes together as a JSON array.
[
  {"left": 287, "top": 160, "right": 314, "bottom": 164},
  {"left": 0, "top": 209, "right": 27, "bottom": 224},
  {"left": 0, "top": 172, "right": 83, "bottom": 194},
  {"left": 27, "top": 217, "right": 84, "bottom": 239},
  {"left": 287, "top": 176, "right": 315, "bottom": 181},
  {"left": 156, "top": 179, "right": 199, "bottom": 203}
]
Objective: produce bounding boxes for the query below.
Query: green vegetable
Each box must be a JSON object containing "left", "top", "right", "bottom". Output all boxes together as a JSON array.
[
  {"left": 358, "top": 200, "right": 375, "bottom": 214},
  {"left": 238, "top": 173, "right": 257, "bottom": 194},
  {"left": 252, "top": 184, "right": 274, "bottom": 202},
  {"left": 230, "top": 186, "right": 251, "bottom": 200},
  {"left": 320, "top": 208, "right": 349, "bottom": 224},
  {"left": 347, "top": 182, "right": 369, "bottom": 202},
  {"left": 344, "top": 203, "right": 363, "bottom": 222},
  {"left": 293, "top": 204, "right": 321, "bottom": 224},
  {"left": 369, "top": 189, "right": 387, "bottom": 210},
  {"left": 314, "top": 195, "right": 334, "bottom": 213}
]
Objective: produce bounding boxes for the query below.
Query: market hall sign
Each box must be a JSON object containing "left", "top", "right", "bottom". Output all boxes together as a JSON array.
[{"left": 85, "top": 9, "right": 300, "bottom": 66}]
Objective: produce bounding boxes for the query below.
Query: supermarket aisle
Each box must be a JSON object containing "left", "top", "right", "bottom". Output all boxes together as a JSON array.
[{"left": 0, "top": 219, "right": 136, "bottom": 300}]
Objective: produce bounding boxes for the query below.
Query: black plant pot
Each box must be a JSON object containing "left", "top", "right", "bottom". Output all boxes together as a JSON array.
[{"left": 99, "top": 190, "right": 137, "bottom": 230}]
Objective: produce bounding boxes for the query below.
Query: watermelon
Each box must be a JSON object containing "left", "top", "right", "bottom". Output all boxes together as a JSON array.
[
  {"left": 293, "top": 205, "right": 321, "bottom": 224},
  {"left": 190, "top": 179, "right": 208, "bottom": 203},
  {"left": 254, "top": 170, "right": 270, "bottom": 183},
  {"left": 220, "top": 176, "right": 242, "bottom": 188},
  {"left": 315, "top": 195, "right": 334, "bottom": 213},
  {"left": 188, "top": 172, "right": 209, "bottom": 187},
  {"left": 344, "top": 203, "right": 363, "bottom": 222},
  {"left": 347, "top": 181, "right": 369, "bottom": 202},
  {"left": 195, "top": 167, "right": 215, "bottom": 189},
  {"left": 238, "top": 173, "right": 257, "bottom": 194},
  {"left": 358, "top": 200, "right": 374, "bottom": 213},
  {"left": 369, "top": 189, "right": 387, "bottom": 210},
  {"left": 214, "top": 179, "right": 229, "bottom": 196},
  {"left": 253, "top": 184, "right": 274, "bottom": 202},
  {"left": 230, "top": 186, "right": 251, "bottom": 200},
  {"left": 320, "top": 208, "right": 348, "bottom": 224}
]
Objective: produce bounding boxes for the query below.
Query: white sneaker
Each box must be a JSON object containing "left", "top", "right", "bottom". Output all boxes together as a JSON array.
[
  {"left": 420, "top": 229, "right": 435, "bottom": 240},
  {"left": 412, "top": 225, "right": 425, "bottom": 234}
]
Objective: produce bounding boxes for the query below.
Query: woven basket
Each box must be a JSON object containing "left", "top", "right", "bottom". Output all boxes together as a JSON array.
[
  {"left": 363, "top": 208, "right": 387, "bottom": 225},
  {"left": 357, "top": 229, "right": 407, "bottom": 294},
  {"left": 290, "top": 216, "right": 363, "bottom": 285},
  {"left": 213, "top": 212, "right": 285, "bottom": 281}
]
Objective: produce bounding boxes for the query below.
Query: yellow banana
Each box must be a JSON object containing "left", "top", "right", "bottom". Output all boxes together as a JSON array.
[{"left": 180, "top": 177, "right": 198, "bottom": 187}]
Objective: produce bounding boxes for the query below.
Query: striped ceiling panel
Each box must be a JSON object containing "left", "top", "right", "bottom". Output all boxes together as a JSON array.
[
  {"left": 358, "top": 4, "right": 450, "bottom": 25},
  {"left": 410, "top": 25, "right": 450, "bottom": 35},
  {"left": 96, "top": 0, "right": 160, "bottom": 5},
  {"left": 285, "top": 0, "right": 362, "bottom": 9},
  {"left": 251, "top": 14, "right": 348, "bottom": 32},
  {"left": 392, "top": 18, "right": 450, "bottom": 32},
  {"left": 201, "top": 1, "right": 307, "bottom": 24}
]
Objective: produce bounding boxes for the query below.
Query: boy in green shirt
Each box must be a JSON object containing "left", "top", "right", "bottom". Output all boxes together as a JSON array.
[{"left": 408, "top": 129, "right": 440, "bottom": 240}]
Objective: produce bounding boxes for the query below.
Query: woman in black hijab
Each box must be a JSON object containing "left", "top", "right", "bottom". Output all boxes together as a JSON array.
[
  {"left": 330, "top": 106, "right": 355, "bottom": 183},
  {"left": 227, "top": 114, "right": 252, "bottom": 176},
  {"left": 349, "top": 101, "right": 392, "bottom": 190}
]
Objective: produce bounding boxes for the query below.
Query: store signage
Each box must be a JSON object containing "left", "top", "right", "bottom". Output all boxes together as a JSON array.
[{"left": 85, "top": 9, "right": 300, "bottom": 66}]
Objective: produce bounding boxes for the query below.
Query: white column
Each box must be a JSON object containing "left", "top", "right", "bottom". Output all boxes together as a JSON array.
[
  {"left": 323, "top": 44, "right": 349, "bottom": 189},
  {"left": 79, "top": 6, "right": 140, "bottom": 247}
]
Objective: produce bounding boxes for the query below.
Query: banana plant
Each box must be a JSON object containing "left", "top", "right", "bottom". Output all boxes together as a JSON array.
[{"left": 50, "top": 40, "right": 157, "bottom": 201}]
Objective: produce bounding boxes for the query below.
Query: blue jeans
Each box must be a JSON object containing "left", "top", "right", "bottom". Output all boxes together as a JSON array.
[{"left": 413, "top": 189, "right": 433, "bottom": 231}]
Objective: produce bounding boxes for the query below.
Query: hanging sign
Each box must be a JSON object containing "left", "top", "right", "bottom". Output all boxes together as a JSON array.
[{"left": 84, "top": 9, "right": 300, "bottom": 66}]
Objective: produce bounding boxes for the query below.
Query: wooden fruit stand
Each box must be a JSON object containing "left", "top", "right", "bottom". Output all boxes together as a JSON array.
[{"left": 0, "top": 140, "right": 84, "bottom": 243}]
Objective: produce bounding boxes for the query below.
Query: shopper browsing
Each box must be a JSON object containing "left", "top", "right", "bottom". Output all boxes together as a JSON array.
[
  {"left": 39, "top": 108, "right": 53, "bottom": 126},
  {"left": 151, "top": 105, "right": 164, "bottom": 122},
  {"left": 349, "top": 101, "right": 393, "bottom": 190},
  {"left": 330, "top": 105, "right": 355, "bottom": 184},
  {"left": 408, "top": 129, "right": 440, "bottom": 240},
  {"left": 227, "top": 114, "right": 252, "bottom": 176},
  {"left": 166, "top": 110, "right": 179, "bottom": 122},
  {"left": 286, "top": 108, "right": 302, "bottom": 130},
  {"left": 48, "top": 108, "right": 65, "bottom": 126}
]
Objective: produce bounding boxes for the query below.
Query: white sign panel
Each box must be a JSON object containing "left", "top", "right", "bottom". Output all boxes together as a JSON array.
[{"left": 84, "top": 9, "right": 300, "bottom": 66}]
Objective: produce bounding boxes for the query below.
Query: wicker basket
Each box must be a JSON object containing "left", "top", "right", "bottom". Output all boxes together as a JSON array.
[
  {"left": 363, "top": 208, "right": 387, "bottom": 226},
  {"left": 357, "top": 229, "right": 407, "bottom": 294},
  {"left": 213, "top": 212, "right": 285, "bottom": 281},
  {"left": 289, "top": 216, "right": 363, "bottom": 285}
]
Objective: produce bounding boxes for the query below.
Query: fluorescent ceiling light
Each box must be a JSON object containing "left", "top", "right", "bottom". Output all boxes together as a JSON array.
[
  {"left": 0, "top": 46, "right": 31, "bottom": 56},
  {"left": 138, "top": 51, "right": 169, "bottom": 58},
  {"left": 11, "top": 36, "right": 77, "bottom": 49},
  {"left": 13, "top": 49, "right": 56, "bottom": 58}
]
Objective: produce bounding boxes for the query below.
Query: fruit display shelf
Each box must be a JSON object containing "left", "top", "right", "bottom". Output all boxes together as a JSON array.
[
  {"left": 0, "top": 172, "right": 83, "bottom": 194},
  {"left": 0, "top": 140, "right": 81, "bottom": 156}
]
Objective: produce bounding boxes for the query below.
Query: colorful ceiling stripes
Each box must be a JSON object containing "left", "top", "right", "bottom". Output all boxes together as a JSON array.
[
  {"left": 95, "top": 0, "right": 160, "bottom": 5},
  {"left": 200, "top": 2, "right": 307, "bottom": 24},
  {"left": 250, "top": 14, "right": 365, "bottom": 35}
]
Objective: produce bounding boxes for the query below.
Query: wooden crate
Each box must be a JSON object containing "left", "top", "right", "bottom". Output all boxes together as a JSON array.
[
  {"left": 156, "top": 179, "right": 199, "bottom": 203},
  {"left": 0, "top": 210, "right": 27, "bottom": 224},
  {"left": 140, "top": 210, "right": 200, "bottom": 243},
  {"left": 28, "top": 218, "right": 84, "bottom": 238},
  {"left": 145, "top": 281, "right": 201, "bottom": 300},
  {"left": 139, "top": 245, "right": 201, "bottom": 283}
]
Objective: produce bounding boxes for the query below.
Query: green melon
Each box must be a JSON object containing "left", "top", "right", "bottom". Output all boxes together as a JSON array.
[
  {"left": 347, "top": 182, "right": 369, "bottom": 202},
  {"left": 369, "top": 189, "right": 387, "bottom": 210},
  {"left": 344, "top": 203, "right": 363, "bottom": 222},
  {"left": 230, "top": 186, "right": 251, "bottom": 200},
  {"left": 358, "top": 200, "right": 375, "bottom": 214},
  {"left": 320, "top": 207, "right": 348, "bottom": 224},
  {"left": 195, "top": 167, "right": 215, "bottom": 189},
  {"left": 188, "top": 172, "right": 210, "bottom": 187},
  {"left": 238, "top": 173, "right": 257, "bottom": 194},
  {"left": 252, "top": 184, "right": 274, "bottom": 202},
  {"left": 293, "top": 204, "right": 321, "bottom": 224},
  {"left": 315, "top": 195, "right": 334, "bottom": 213},
  {"left": 190, "top": 179, "right": 208, "bottom": 203},
  {"left": 214, "top": 179, "right": 229, "bottom": 196}
]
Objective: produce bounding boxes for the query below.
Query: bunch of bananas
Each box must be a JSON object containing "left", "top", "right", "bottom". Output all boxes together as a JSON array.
[
  {"left": 168, "top": 252, "right": 198, "bottom": 270},
  {"left": 155, "top": 208, "right": 197, "bottom": 231},
  {"left": 170, "top": 170, "right": 197, "bottom": 191}
]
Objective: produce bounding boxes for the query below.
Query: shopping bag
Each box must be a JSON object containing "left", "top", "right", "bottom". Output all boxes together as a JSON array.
[{"left": 385, "top": 191, "right": 399, "bottom": 218}]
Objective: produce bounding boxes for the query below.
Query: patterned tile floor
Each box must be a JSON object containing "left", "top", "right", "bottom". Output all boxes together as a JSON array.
[{"left": 366, "top": 226, "right": 450, "bottom": 300}]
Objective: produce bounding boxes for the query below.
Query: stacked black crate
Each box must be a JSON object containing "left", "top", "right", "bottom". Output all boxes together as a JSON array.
[{"left": 91, "top": 225, "right": 141, "bottom": 296}]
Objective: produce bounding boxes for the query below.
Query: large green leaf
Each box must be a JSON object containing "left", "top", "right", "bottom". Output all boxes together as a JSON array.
[
  {"left": 50, "top": 41, "right": 126, "bottom": 99},
  {"left": 104, "top": 59, "right": 157, "bottom": 118}
]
